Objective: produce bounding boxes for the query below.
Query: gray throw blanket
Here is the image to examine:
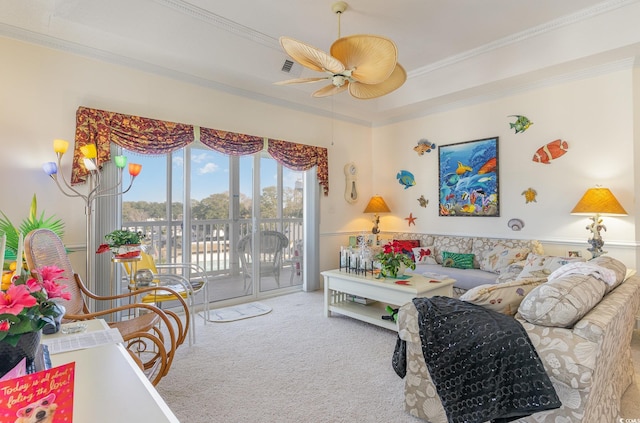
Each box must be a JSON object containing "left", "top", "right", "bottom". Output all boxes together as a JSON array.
[{"left": 393, "top": 296, "right": 560, "bottom": 423}]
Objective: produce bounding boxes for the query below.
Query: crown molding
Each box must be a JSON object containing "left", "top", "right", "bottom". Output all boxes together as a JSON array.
[
  {"left": 408, "top": 0, "right": 638, "bottom": 79},
  {"left": 374, "top": 58, "right": 636, "bottom": 127},
  {"left": 152, "top": 0, "right": 280, "bottom": 50}
]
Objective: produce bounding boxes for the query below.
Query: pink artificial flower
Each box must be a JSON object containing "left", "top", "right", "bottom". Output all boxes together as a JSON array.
[
  {"left": 25, "top": 277, "right": 43, "bottom": 293},
  {"left": 38, "top": 266, "right": 66, "bottom": 283},
  {"left": 42, "top": 279, "right": 71, "bottom": 301},
  {"left": 33, "top": 266, "right": 70, "bottom": 300},
  {"left": 0, "top": 321, "right": 9, "bottom": 332},
  {"left": 0, "top": 284, "right": 37, "bottom": 315}
]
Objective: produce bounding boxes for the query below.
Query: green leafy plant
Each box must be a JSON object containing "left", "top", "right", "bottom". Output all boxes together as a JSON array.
[
  {"left": 97, "top": 229, "right": 145, "bottom": 253},
  {"left": 0, "top": 195, "right": 65, "bottom": 261}
]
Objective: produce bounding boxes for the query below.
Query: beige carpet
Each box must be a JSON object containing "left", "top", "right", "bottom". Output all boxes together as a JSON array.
[{"left": 156, "top": 292, "right": 640, "bottom": 422}]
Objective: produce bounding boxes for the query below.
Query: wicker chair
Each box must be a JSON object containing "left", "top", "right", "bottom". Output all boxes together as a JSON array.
[
  {"left": 24, "top": 228, "right": 189, "bottom": 385},
  {"left": 238, "top": 231, "right": 289, "bottom": 292}
]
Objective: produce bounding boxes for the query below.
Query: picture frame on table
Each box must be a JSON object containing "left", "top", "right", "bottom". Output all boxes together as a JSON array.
[{"left": 438, "top": 136, "right": 499, "bottom": 217}]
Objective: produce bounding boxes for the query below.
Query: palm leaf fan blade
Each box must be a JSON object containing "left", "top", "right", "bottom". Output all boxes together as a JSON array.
[
  {"left": 331, "top": 35, "right": 397, "bottom": 85},
  {"left": 274, "top": 77, "right": 328, "bottom": 86},
  {"left": 279, "top": 37, "right": 345, "bottom": 74},
  {"left": 312, "top": 83, "right": 349, "bottom": 98},
  {"left": 348, "top": 63, "right": 407, "bottom": 99}
]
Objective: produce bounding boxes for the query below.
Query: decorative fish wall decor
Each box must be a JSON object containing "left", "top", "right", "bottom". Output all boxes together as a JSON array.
[
  {"left": 532, "top": 139, "right": 569, "bottom": 164},
  {"left": 414, "top": 139, "right": 436, "bottom": 156},
  {"left": 397, "top": 170, "right": 416, "bottom": 189},
  {"left": 508, "top": 115, "right": 533, "bottom": 133}
]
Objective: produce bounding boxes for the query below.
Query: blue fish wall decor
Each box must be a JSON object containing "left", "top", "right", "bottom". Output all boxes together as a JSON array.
[{"left": 397, "top": 170, "right": 416, "bottom": 189}]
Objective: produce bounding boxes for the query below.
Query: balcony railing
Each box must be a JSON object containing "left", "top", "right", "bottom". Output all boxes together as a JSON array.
[{"left": 122, "top": 218, "right": 303, "bottom": 278}]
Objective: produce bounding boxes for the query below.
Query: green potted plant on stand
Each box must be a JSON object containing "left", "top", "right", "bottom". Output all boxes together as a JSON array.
[{"left": 97, "top": 229, "right": 145, "bottom": 259}]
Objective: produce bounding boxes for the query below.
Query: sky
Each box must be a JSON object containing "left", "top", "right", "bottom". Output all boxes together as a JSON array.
[{"left": 123, "top": 148, "right": 301, "bottom": 203}]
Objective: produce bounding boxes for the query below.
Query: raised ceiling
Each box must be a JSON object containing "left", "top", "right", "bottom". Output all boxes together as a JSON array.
[{"left": 2, "top": 0, "right": 640, "bottom": 126}]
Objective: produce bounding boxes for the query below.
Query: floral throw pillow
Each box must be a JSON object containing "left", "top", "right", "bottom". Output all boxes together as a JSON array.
[
  {"left": 518, "top": 274, "right": 606, "bottom": 327},
  {"left": 412, "top": 246, "right": 437, "bottom": 265},
  {"left": 442, "top": 251, "right": 474, "bottom": 269},
  {"left": 461, "top": 278, "right": 546, "bottom": 316},
  {"left": 516, "top": 253, "right": 585, "bottom": 280},
  {"left": 479, "top": 245, "right": 530, "bottom": 274}
]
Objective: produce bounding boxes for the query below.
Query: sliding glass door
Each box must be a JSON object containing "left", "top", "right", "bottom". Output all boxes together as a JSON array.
[{"left": 121, "top": 143, "right": 304, "bottom": 304}]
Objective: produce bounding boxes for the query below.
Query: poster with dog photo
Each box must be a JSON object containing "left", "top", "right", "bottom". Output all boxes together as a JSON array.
[{"left": 0, "top": 362, "right": 74, "bottom": 423}]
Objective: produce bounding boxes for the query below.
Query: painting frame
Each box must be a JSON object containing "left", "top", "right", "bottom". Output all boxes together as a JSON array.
[{"left": 438, "top": 136, "right": 499, "bottom": 217}]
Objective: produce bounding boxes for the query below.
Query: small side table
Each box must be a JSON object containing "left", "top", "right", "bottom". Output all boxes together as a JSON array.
[
  {"left": 110, "top": 256, "right": 142, "bottom": 319},
  {"left": 111, "top": 256, "right": 142, "bottom": 292}
]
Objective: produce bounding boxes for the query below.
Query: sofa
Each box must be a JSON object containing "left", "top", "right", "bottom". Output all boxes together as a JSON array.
[
  {"left": 395, "top": 255, "right": 640, "bottom": 422},
  {"left": 389, "top": 233, "right": 549, "bottom": 294}
]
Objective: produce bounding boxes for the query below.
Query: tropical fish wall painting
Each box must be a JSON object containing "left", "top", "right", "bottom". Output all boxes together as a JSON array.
[
  {"left": 508, "top": 115, "right": 533, "bottom": 133},
  {"left": 414, "top": 138, "right": 436, "bottom": 155},
  {"left": 438, "top": 137, "right": 499, "bottom": 217},
  {"left": 532, "top": 139, "right": 569, "bottom": 164},
  {"left": 397, "top": 170, "right": 416, "bottom": 189}
]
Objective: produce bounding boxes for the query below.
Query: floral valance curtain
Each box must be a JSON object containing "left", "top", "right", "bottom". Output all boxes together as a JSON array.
[
  {"left": 199, "top": 127, "right": 263, "bottom": 156},
  {"left": 72, "top": 106, "right": 329, "bottom": 195},
  {"left": 72, "top": 106, "right": 194, "bottom": 184},
  {"left": 268, "top": 139, "right": 329, "bottom": 195}
]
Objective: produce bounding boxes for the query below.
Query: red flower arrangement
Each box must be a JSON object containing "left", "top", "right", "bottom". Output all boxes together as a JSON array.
[{"left": 375, "top": 240, "right": 416, "bottom": 278}]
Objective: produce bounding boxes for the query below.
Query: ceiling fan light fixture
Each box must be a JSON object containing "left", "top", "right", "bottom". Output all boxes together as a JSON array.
[{"left": 276, "top": 2, "right": 405, "bottom": 100}]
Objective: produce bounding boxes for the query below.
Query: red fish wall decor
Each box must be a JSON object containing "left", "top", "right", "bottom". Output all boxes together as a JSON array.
[{"left": 532, "top": 139, "right": 569, "bottom": 164}]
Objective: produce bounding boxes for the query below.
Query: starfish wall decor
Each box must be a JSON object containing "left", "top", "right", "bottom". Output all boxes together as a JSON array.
[{"left": 405, "top": 213, "right": 417, "bottom": 226}]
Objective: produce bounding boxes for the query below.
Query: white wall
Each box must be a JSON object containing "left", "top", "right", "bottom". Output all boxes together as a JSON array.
[
  {"left": 2, "top": 36, "right": 639, "bottom": 279},
  {"left": 372, "top": 69, "right": 638, "bottom": 268},
  {"left": 0, "top": 37, "right": 372, "bottom": 283}
]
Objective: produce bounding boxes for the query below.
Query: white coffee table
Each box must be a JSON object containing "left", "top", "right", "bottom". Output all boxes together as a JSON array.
[{"left": 321, "top": 269, "right": 455, "bottom": 330}]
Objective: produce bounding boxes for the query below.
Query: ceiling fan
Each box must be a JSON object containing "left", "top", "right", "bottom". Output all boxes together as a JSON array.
[{"left": 275, "top": 1, "right": 406, "bottom": 100}]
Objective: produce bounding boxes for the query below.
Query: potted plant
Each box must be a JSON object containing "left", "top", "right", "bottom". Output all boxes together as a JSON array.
[
  {"left": 0, "top": 194, "right": 65, "bottom": 261},
  {"left": 97, "top": 229, "right": 145, "bottom": 259},
  {"left": 375, "top": 240, "right": 416, "bottom": 278},
  {"left": 0, "top": 265, "right": 70, "bottom": 377}
]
